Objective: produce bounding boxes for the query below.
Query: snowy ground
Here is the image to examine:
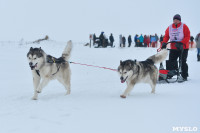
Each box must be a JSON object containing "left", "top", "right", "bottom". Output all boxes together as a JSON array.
[{"left": 0, "top": 41, "right": 199, "bottom": 133}]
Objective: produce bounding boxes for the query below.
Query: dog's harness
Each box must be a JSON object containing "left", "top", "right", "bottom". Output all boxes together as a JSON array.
[{"left": 35, "top": 55, "right": 66, "bottom": 77}]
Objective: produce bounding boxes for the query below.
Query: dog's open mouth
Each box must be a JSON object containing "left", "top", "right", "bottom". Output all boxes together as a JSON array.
[
  {"left": 30, "top": 63, "right": 38, "bottom": 70},
  {"left": 121, "top": 76, "right": 128, "bottom": 83}
]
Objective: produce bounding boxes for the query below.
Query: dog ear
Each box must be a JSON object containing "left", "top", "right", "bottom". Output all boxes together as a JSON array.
[
  {"left": 120, "top": 60, "right": 123, "bottom": 65},
  {"left": 38, "top": 47, "right": 43, "bottom": 57},
  {"left": 30, "top": 47, "right": 33, "bottom": 51}
]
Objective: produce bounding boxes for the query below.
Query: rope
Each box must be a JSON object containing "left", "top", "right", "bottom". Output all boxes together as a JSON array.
[{"left": 69, "top": 61, "right": 117, "bottom": 72}]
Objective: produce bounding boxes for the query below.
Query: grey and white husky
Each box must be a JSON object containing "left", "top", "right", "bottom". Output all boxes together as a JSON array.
[
  {"left": 118, "top": 49, "right": 168, "bottom": 98},
  {"left": 27, "top": 40, "right": 72, "bottom": 100}
]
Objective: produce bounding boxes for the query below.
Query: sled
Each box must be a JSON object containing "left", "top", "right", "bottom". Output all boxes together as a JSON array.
[{"left": 158, "top": 41, "right": 184, "bottom": 83}]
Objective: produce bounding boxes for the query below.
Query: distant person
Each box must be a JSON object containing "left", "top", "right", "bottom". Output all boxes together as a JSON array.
[
  {"left": 160, "top": 34, "right": 164, "bottom": 47},
  {"left": 150, "top": 35, "right": 156, "bottom": 47},
  {"left": 93, "top": 33, "right": 96, "bottom": 45},
  {"left": 128, "top": 35, "right": 132, "bottom": 47},
  {"left": 190, "top": 36, "right": 194, "bottom": 48},
  {"left": 155, "top": 33, "right": 159, "bottom": 47},
  {"left": 109, "top": 33, "right": 114, "bottom": 47},
  {"left": 119, "top": 34, "right": 122, "bottom": 47},
  {"left": 122, "top": 36, "right": 126, "bottom": 47},
  {"left": 134, "top": 34, "right": 139, "bottom": 47},
  {"left": 147, "top": 35, "right": 150, "bottom": 47},
  {"left": 161, "top": 14, "right": 190, "bottom": 82},
  {"left": 138, "top": 34, "right": 144, "bottom": 47},
  {"left": 143, "top": 35, "right": 148, "bottom": 47},
  {"left": 99, "top": 32, "right": 105, "bottom": 47},
  {"left": 195, "top": 33, "right": 200, "bottom": 61}
]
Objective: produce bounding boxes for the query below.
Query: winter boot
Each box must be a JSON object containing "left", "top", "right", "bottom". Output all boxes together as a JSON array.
[
  {"left": 198, "top": 55, "right": 200, "bottom": 61},
  {"left": 177, "top": 75, "right": 187, "bottom": 83}
]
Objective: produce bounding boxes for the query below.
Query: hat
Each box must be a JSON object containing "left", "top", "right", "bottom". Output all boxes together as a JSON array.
[{"left": 173, "top": 14, "right": 181, "bottom": 21}]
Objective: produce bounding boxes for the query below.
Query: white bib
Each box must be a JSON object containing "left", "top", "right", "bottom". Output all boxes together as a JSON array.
[{"left": 169, "top": 23, "right": 184, "bottom": 42}]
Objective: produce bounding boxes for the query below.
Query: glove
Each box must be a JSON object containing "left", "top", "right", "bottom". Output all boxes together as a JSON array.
[
  {"left": 175, "top": 42, "right": 183, "bottom": 51},
  {"left": 161, "top": 43, "right": 167, "bottom": 49}
]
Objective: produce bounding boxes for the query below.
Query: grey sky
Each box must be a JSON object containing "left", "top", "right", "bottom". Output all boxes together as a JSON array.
[{"left": 0, "top": 0, "right": 199, "bottom": 42}]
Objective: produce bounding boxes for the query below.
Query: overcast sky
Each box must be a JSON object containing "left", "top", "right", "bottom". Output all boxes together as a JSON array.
[{"left": 0, "top": 0, "right": 199, "bottom": 42}]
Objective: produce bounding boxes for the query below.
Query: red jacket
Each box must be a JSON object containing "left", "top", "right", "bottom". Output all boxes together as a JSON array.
[{"left": 163, "top": 22, "right": 190, "bottom": 49}]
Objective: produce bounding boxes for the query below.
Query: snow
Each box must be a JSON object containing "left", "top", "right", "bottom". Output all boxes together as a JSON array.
[{"left": 0, "top": 41, "right": 199, "bottom": 133}]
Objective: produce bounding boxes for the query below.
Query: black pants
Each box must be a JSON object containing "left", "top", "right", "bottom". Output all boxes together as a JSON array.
[
  {"left": 128, "top": 42, "right": 131, "bottom": 47},
  {"left": 169, "top": 49, "right": 189, "bottom": 79}
]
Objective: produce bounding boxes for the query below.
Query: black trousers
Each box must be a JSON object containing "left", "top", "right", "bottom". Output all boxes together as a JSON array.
[{"left": 169, "top": 49, "right": 189, "bottom": 78}]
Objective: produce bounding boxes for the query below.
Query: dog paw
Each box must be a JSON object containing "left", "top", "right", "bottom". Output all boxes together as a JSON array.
[
  {"left": 37, "top": 90, "right": 41, "bottom": 93},
  {"left": 151, "top": 91, "right": 155, "bottom": 94},
  {"left": 66, "top": 90, "right": 71, "bottom": 95},
  {"left": 120, "top": 95, "right": 126, "bottom": 98},
  {"left": 32, "top": 97, "right": 38, "bottom": 100}
]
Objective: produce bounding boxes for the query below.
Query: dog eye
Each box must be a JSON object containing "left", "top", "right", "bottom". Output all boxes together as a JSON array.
[
  {"left": 124, "top": 72, "right": 127, "bottom": 74},
  {"left": 34, "top": 58, "right": 36, "bottom": 60}
]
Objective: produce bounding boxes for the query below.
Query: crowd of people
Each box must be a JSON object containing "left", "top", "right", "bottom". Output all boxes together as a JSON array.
[
  {"left": 92, "top": 32, "right": 114, "bottom": 48},
  {"left": 92, "top": 32, "right": 164, "bottom": 48},
  {"left": 92, "top": 32, "right": 196, "bottom": 49}
]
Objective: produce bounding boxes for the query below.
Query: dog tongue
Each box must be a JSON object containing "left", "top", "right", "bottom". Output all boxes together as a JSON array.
[{"left": 121, "top": 80, "right": 125, "bottom": 83}]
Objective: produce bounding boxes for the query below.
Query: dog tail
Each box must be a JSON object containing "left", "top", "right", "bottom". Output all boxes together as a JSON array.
[
  {"left": 147, "top": 49, "right": 168, "bottom": 64},
  {"left": 62, "top": 40, "right": 72, "bottom": 61}
]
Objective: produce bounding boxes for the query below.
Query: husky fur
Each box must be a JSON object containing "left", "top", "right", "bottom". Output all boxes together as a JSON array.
[
  {"left": 118, "top": 49, "right": 168, "bottom": 98},
  {"left": 27, "top": 40, "right": 72, "bottom": 100}
]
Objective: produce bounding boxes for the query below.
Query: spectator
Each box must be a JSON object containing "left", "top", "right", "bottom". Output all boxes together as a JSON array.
[
  {"left": 99, "top": 32, "right": 105, "bottom": 47},
  {"left": 155, "top": 33, "right": 159, "bottom": 47},
  {"left": 122, "top": 36, "right": 126, "bottom": 47},
  {"left": 150, "top": 35, "right": 156, "bottom": 47},
  {"left": 143, "top": 35, "right": 148, "bottom": 47},
  {"left": 109, "top": 33, "right": 114, "bottom": 47},
  {"left": 190, "top": 36, "right": 194, "bottom": 48},
  {"left": 119, "top": 34, "right": 123, "bottom": 47},
  {"left": 147, "top": 35, "right": 150, "bottom": 47},
  {"left": 93, "top": 33, "right": 96, "bottom": 46},
  {"left": 161, "top": 14, "right": 190, "bottom": 82},
  {"left": 160, "top": 34, "right": 164, "bottom": 47},
  {"left": 134, "top": 34, "right": 139, "bottom": 47},
  {"left": 128, "top": 35, "right": 132, "bottom": 47},
  {"left": 195, "top": 33, "right": 200, "bottom": 61},
  {"left": 138, "top": 34, "right": 144, "bottom": 47}
]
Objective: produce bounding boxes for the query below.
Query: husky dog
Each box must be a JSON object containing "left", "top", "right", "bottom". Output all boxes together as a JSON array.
[
  {"left": 27, "top": 40, "right": 72, "bottom": 100},
  {"left": 118, "top": 49, "right": 168, "bottom": 98}
]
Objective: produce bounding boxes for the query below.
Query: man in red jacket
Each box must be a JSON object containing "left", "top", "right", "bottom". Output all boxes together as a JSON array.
[{"left": 161, "top": 14, "right": 190, "bottom": 82}]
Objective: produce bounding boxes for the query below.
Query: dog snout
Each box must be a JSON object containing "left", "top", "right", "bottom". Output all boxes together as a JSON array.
[
  {"left": 29, "top": 62, "right": 33, "bottom": 66},
  {"left": 120, "top": 77, "right": 124, "bottom": 81}
]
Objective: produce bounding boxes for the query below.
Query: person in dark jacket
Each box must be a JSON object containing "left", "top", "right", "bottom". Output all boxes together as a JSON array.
[
  {"left": 93, "top": 33, "right": 96, "bottom": 46},
  {"left": 122, "top": 36, "right": 126, "bottom": 47},
  {"left": 160, "top": 34, "right": 164, "bottom": 47},
  {"left": 134, "top": 34, "right": 139, "bottom": 47},
  {"left": 99, "top": 32, "right": 105, "bottom": 47},
  {"left": 128, "top": 35, "right": 132, "bottom": 47},
  {"left": 109, "top": 33, "right": 114, "bottom": 47}
]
